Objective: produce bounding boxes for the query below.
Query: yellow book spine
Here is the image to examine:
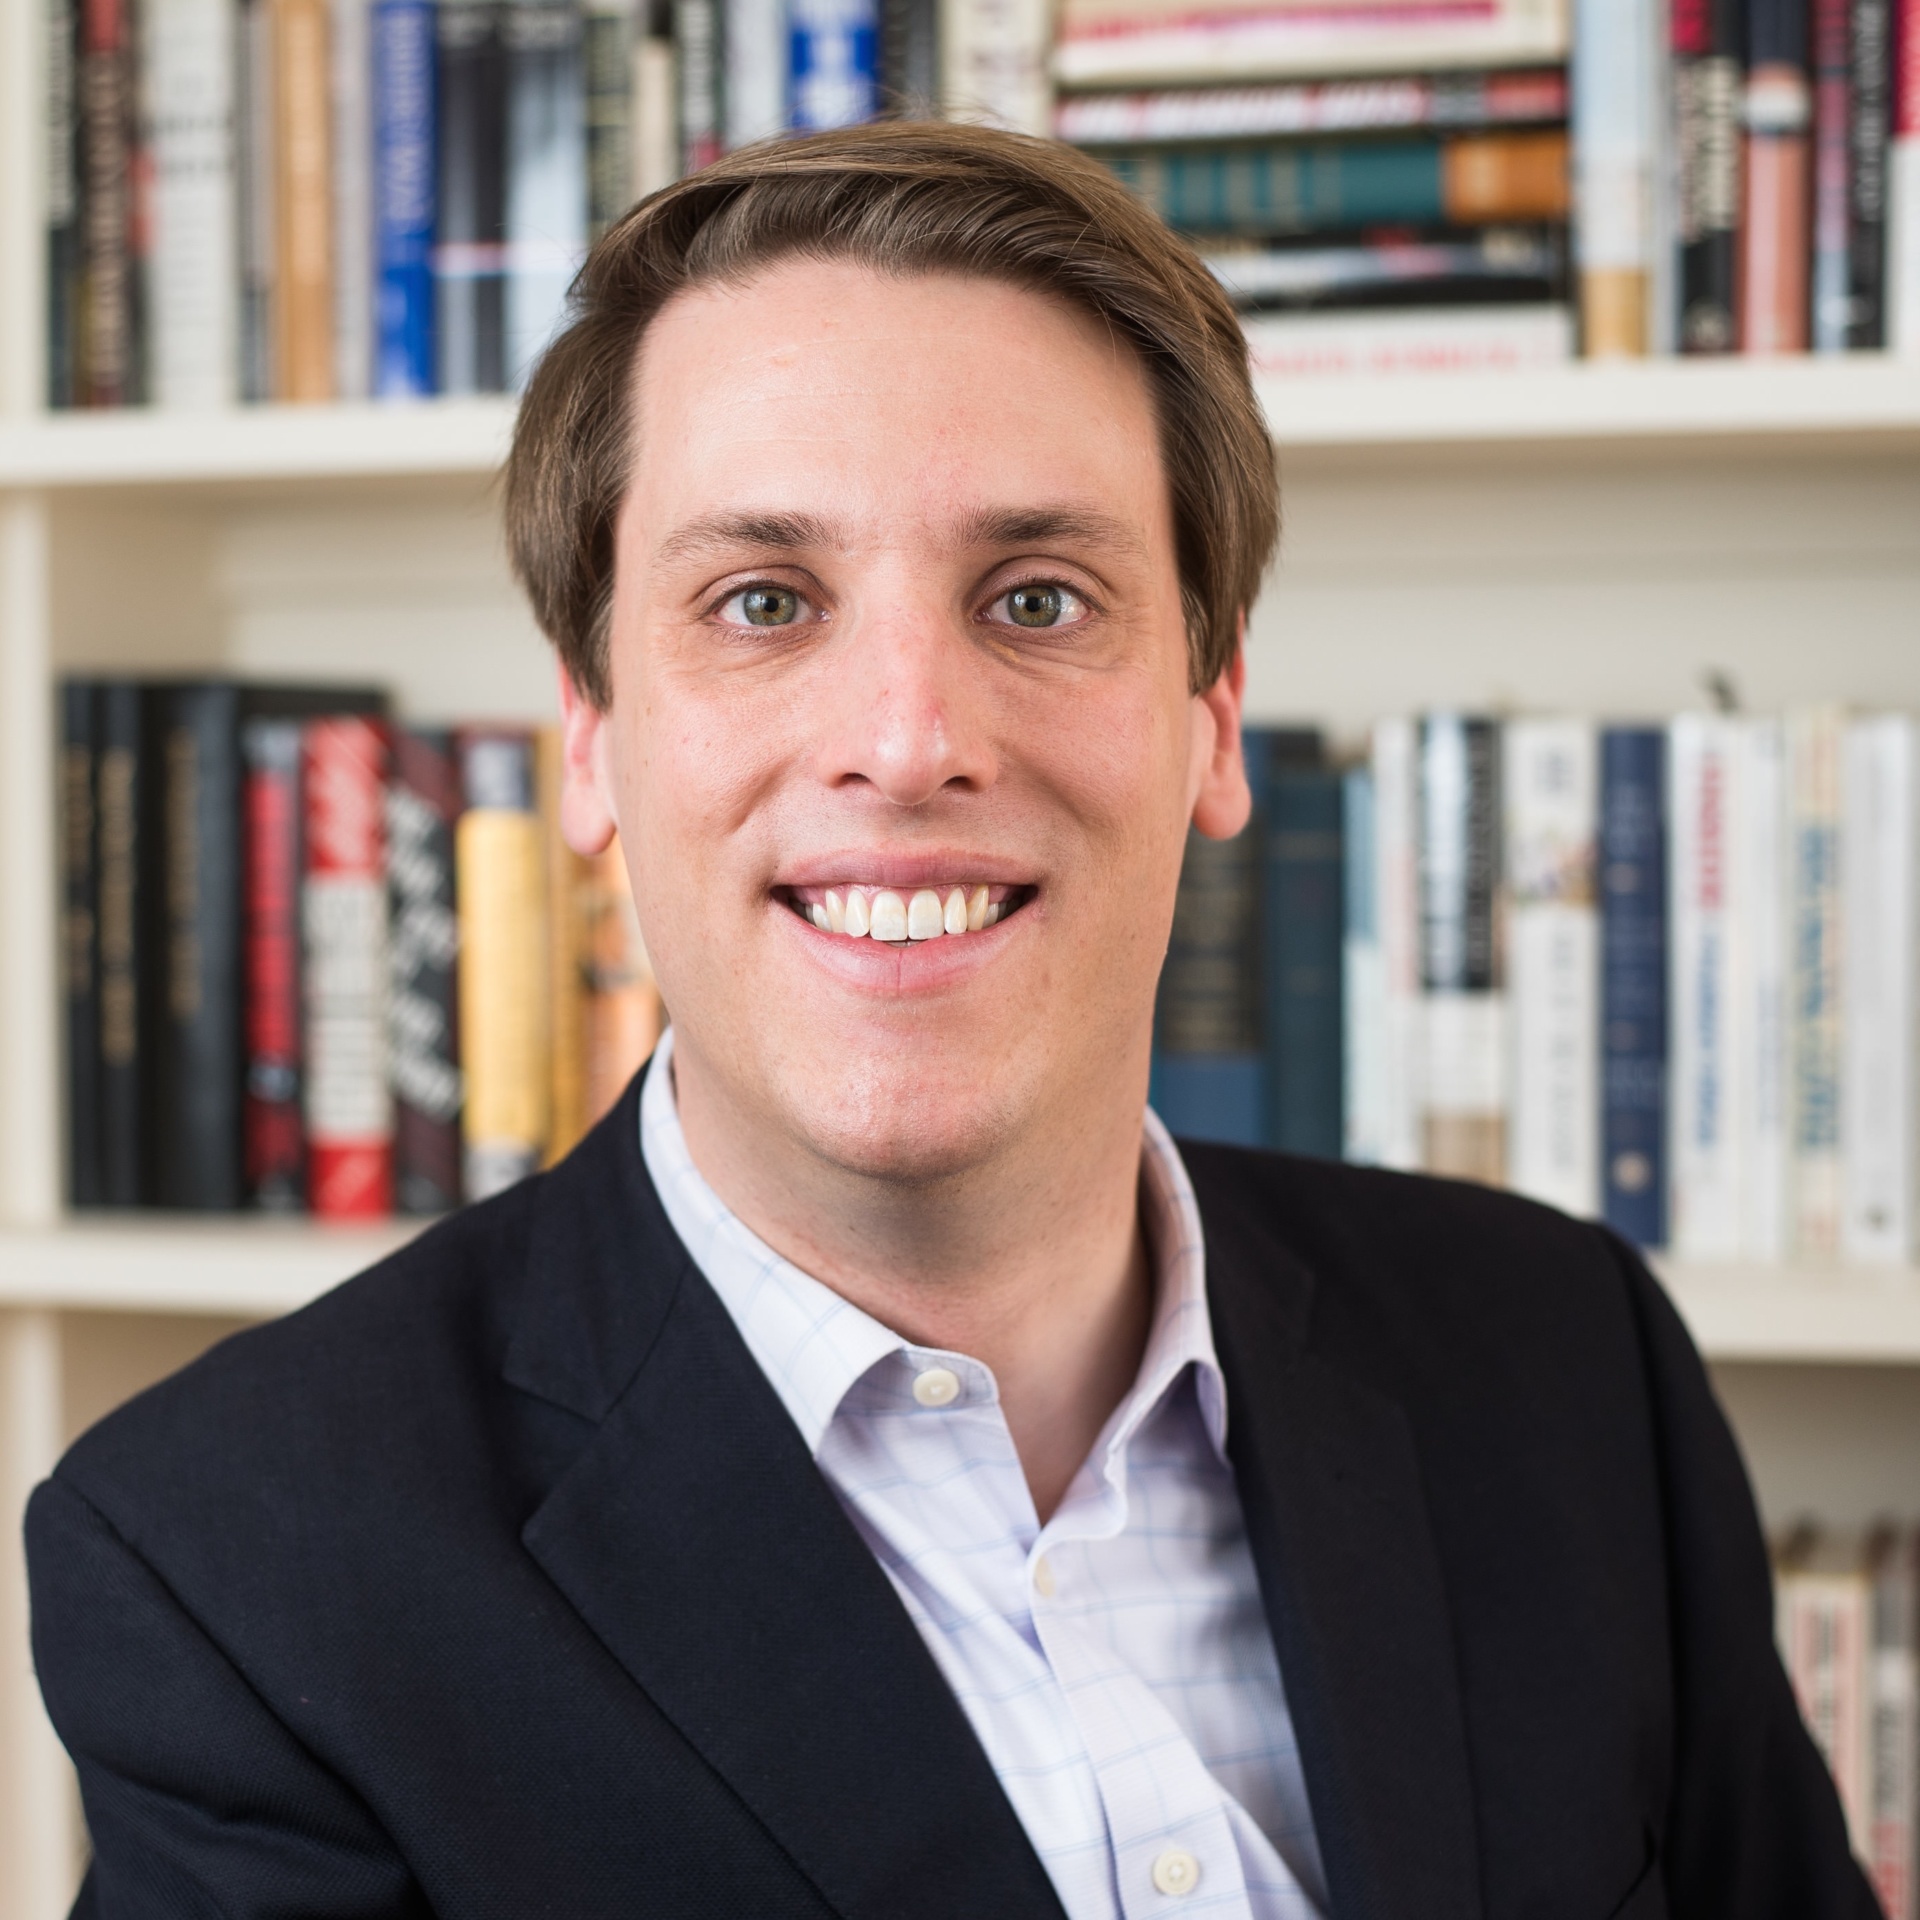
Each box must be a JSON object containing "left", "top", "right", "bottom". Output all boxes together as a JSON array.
[{"left": 273, "top": 0, "right": 335, "bottom": 401}]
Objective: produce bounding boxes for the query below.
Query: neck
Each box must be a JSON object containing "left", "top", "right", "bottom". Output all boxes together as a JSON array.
[{"left": 671, "top": 1032, "right": 1155, "bottom": 1522}]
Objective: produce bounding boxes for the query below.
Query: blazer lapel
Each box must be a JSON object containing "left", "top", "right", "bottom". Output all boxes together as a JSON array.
[
  {"left": 505, "top": 1080, "right": 1066, "bottom": 1920},
  {"left": 1190, "top": 1148, "right": 1483, "bottom": 1920}
]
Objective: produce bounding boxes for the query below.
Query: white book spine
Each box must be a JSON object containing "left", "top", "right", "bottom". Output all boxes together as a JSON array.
[
  {"left": 1739, "top": 716, "right": 1791, "bottom": 1261},
  {"left": 1372, "top": 717, "right": 1422, "bottom": 1171},
  {"left": 1241, "top": 305, "right": 1575, "bottom": 378},
  {"left": 1504, "top": 718, "right": 1599, "bottom": 1217},
  {"left": 1842, "top": 716, "right": 1917, "bottom": 1265},
  {"left": 144, "top": 0, "right": 240, "bottom": 407},
  {"left": 1343, "top": 765, "right": 1389, "bottom": 1165},
  {"left": 724, "top": 0, "right": 787, "bottom": 146},
  {"left": 631, "top": 32, "right": 678, "bottom": 196},
  {"left": 1669, "top": 715, "right": 1745, "bottom": 1258},
  {"left": 331, "top": 0, "right": 372, "bottom": 398},
  {"left": 1789, "top": 709, "right": 1846, "bottom": 1262},
  {"left": 1781, "top": 1567, "right": 1876, "bottom": 1857},
  {"left": 1571, "top": 0, "right": 1655, "bottom": 288},
  {"left": 942, "top": 0, "right": 1054, "bottom": 135}
]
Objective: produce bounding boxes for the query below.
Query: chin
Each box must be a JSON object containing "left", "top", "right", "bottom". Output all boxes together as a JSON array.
[{"left": 775, "top": 1062, "right": 1026, "bottom": 1189}]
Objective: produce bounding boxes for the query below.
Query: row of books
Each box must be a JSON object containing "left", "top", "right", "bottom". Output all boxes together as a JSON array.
[
  {"left": 43, "top": 0, "right": 1051, "bottom": 409},
  {"left": 57, "top": 679, "right": 663, "bottom": 1216},
  {"left": 1157, "top": 709, "right": 1920, "bottom": 1263},
  {"left": 1058, "top": 0, "right": 1920, "bottom": 369},
  {"left": 1775, "top": 1521, "right": 1919, "bottom": 1918}
]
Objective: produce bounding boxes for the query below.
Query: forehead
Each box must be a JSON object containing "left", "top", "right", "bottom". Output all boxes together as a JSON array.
[{"left": 622, "top": 259, "right": 1172, "bottom": 549}]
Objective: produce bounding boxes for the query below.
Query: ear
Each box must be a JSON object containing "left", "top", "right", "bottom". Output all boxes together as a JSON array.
[
  {"left": 556, "top": 660, "right": 620, "bottom": 857},
  {"left": 1189, "top": 617, "right": 1253, "bottom": 840}
]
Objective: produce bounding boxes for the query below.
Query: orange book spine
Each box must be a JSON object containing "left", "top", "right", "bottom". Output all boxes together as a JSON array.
[
  {"left": 273, "top": 0, "right": 335, "bottom": 400},
  {"left": 1443, "top": 129, "right": 1571, "bottom": 222}
]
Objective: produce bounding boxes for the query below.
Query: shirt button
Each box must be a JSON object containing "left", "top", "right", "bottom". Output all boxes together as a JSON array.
[
  {"left": 911, "top": 1366, "right": 961, "bottom": 1407},
  {"left": 1031, "top": 1554, "right": 1055, "bottom": 1598},
  {"left": 1151, "top": 1848, "right": 1201, "bottom": 1897}
]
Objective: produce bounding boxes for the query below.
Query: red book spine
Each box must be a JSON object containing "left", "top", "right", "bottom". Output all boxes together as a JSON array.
[
  {"left": 302, "top": 716, "right": 394, "bottom": 1217},
  {"left": 242, "top": 719, "right": 307, "bottom": 1208}
]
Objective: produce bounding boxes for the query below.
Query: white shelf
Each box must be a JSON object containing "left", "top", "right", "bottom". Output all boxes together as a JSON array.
[
  {"left": 2, "top": 1221, "right": 1917, "bottom": 1360},
  {"left": 3, "top": 358, "right": 1920, "bottom": 492}
]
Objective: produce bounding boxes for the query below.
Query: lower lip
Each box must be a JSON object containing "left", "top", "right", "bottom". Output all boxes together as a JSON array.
[{"left": 769, "top": 895, "right": 1030, "bottom": 993}]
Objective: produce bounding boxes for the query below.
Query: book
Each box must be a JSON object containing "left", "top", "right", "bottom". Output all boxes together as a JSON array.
[
  {"left": 1056, "top": 69, "right": 1569, "bottom": 145},
  {"left": 1503, "top": 718, "right": 1599, "bottom": 1218},
  {"left": 96, "top": 683, "right": 153, "bottom": 1206},
  {"left": 1599, "top": 726, "right": 1667, "bottom": 1247},
  {"left": 1152, "top": 824, "right": 1264, "bottom": 1147},
  {"left": 372, "top": 0, "right": 437, "bottom": 396},
  {"left": 725, "top": 0, "right": 786, "bottom": 143},
  {"left": 503, "top": 0, "right": 586, "bottom": 387},
  {"left": 143, "top": 0, "right": 241, "bottom": 407},
  {"left": 59, "top": 683, "right": 104, "bottom": 1208},
  {"left": 1370, "top": 716, "right": 1423, "bottom": 1170},
  {"left": 1205, "top": 228, "right": 1566, "bottom": 312},
  {"left": 1778, "top": 1525, "right": 1875, "bottom": 1856},
  {"left": 46, "top": 0, "right": 82, "bottom": 405},
  {"left": 1673, "top": 0, "right": 1743, "bottom": 352},
  {"left": 631, "top": 0, "right": 678, "bottom": 195},
  {"left": 1847, "top": 0, "right": 1893, "bottom": 348},
  {"left": 1669, "top": 714, "right": 1745, "bottom": 1258},
  {"left": 388, "top": 727, "right": 464, "bottom": 1212},
  {"left": 1868, "top": 1525, "right": 1919, "bottom": 1920},
  {"left": 1342, "top": 764, "right": 1390, "bottom": 1166},
  {"left": 239, "top": 0, "right": 278, "bottom": 399},
  {"left": 303, "top": 715, "right": 394, "bottom": 1218},
  {"left": 242, "top": 718, "right": 308, "bottom": 1210},
  {"left": 1738, "top": 715, "right": 1791, "bottom": 1260},
  {"left": 675, "top": 0, "right": 722, "bottom": 172},
  {"left": 791, "top": 0, "right": 879, "bottom": 129},
  {"left": 457, "top": 729, "right": 550, "bottom": 1199},
  {"left": 1053, "top": 0, "right": 1571, "bottom": 88},
  {"left": 1573, "top": 0, "right": 1658, "bottom": 353},
  {"left": 1894, "top": 0, "right": 1920, "bottom": 351},
  {"left": 273, "top": 0, "right": 338, "bottom": 399},
  {"left": 941, "top": 0, "right": 1054, "bottom": 135},
  {"left": 1841, "top": 715, "right": 1916, "bottom": 1264},
  {"left": 1741, "top": 0, "right": 1814, "bottom": 353},
  {"left": 1258, "top": 732, "right": 1343, "bottom": 1158},
  {"left": 1813, "top": 0, "right": 1862, "bottom": 351},
  {"left": 1418, "top": 713, "right": 1505, "bottom": 1187},
  {"left": 1789, "top": 708, "right": 1845, "bottom": 1260},
  {"left": 437, "top": 0, "right": 510, "bottom": 392},
  {"left": 79, "top": 0, "right": 143, "bottom": 406},
  {"left": 879, "top": 0, "right": 939, "bottom": 113},
  {"left": 1242, "top": 302, "right": 1574, "bottom": 376},
  {"left": 585, "top": 0, "right": 636, "bottom": 235},
  {"left": 332, "top": 0, "right": 374, "bottom": 397},
  {"left": 1101, "top": 130, "right": 1569, "bottom": 236}
]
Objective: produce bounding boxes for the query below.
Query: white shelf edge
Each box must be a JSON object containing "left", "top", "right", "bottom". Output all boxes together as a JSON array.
[
  {"left": 3, "top": 1222, "right": 1919, "bottom": 1360},
  {"left": 3, "top": 360, "right": 1920, "bottom": 490}
]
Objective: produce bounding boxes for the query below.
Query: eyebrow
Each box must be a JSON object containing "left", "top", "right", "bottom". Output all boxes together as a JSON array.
[{"left": 651, "top": 504, "right": 1149, "bottom": 567}]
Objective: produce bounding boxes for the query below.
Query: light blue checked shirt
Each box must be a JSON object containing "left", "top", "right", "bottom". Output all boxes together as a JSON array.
[{"left": 640, "top": 1029, "right": 1327, "bottom": 1920}]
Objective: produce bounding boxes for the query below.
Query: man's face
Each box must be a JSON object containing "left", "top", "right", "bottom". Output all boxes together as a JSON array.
[{"left": 563, "top": 258, "right": 1250, "bottom": 1184}]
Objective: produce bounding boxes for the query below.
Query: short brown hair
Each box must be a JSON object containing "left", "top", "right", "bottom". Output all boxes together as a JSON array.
[{"left": 505, "top": 120, "right": 1277, "bottom": 705}]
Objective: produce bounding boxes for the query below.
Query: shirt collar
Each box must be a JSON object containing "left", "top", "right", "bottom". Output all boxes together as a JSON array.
[{"left": 639, "top": 1025, "right": 1228, "bottom": 1463}]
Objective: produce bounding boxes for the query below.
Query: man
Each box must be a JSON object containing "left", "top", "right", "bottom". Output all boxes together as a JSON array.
[{"left": 29, "top": 123, "right": 1873, "bottom": 1920}]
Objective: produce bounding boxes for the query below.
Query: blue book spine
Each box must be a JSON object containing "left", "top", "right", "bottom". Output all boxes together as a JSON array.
[
  {"left": 1599, "top": 726, "right": 1668, "bottom": 1246},
  {"left": 1261, "top": 753, "right": 1344, "bottom": 1158},
  {"left": 789, "top": 0, "right": 878, "bottom": 131},
  {"left": 373, "top": 0, "right": 438, "bottom": 398}
]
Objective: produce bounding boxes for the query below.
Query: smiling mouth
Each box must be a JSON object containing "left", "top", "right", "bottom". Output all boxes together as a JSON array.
[{"left": 778, "top": 883, "right": 1034, "bottom": 944}]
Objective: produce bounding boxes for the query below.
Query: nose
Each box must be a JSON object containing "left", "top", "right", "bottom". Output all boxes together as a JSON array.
[{"left": 811, "top": 600, "right": 998, "bottom": 808}]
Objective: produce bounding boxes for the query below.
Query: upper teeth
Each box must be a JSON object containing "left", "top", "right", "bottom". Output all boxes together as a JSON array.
[{"left": 803, "top": 884, "right": 1005, "bottom": 943}]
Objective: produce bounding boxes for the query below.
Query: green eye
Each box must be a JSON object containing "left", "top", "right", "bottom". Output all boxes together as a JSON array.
[
  {"left": 1006, "top": 585, "right": 1064, "bottom": 628},
  {"left": 738, "top": 586, "right": 801, "bottom": 626}
]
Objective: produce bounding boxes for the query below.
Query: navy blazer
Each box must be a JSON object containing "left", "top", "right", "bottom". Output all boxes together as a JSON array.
[{"left": 28, "top": 1072, "right": 1877, "bottom": 1919}]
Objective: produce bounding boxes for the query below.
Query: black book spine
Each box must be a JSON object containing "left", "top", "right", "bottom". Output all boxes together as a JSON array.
[
  {"left": 95, "top": 681, "right": 149, "bottom": 1204},
  {"left": 59, "top": 681, "right": 104, "bottom": 1206},
  {"left": 436, "top": 0, "right": 511, "bottom": 393},
  {"left": 79, "top": 0, "right": 142, "bottom": 403},
  {"left": 585, "top": 0, "right": 633, "bottom": 237},
  {"left": 46, "top": 0, "right": 83, "bottom": 406},
  {"left": 388, "top": 728, "right": 464, "bottom": 1213},
  {"left": 153, "top": 684, "right": 247, "bottom": 1209},
  {"left": 879, "top": 0, "right": 938, "bottom": 114},
  {"left": 1849, "top": 0, "right": 1892, "bottom": 343},
  {"left": 1675, "top": 0, "right": 1745, "bottom": 351}
]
